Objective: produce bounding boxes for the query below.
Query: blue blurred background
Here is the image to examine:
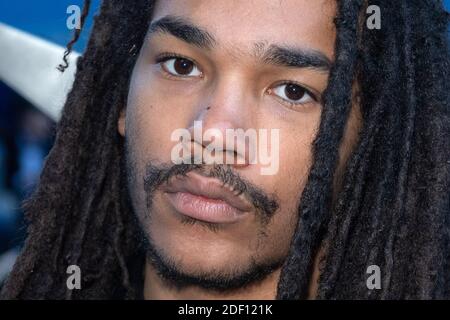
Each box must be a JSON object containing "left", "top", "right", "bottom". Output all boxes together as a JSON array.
[
  {"left": 0, "top": 1, "right": 100, "bottom": 283},
  {"left": 0, "top": 0, "right": 449, "bottom": 285},
  {"left": 0, "top": 0, "right": 100, "bottom": 51}
]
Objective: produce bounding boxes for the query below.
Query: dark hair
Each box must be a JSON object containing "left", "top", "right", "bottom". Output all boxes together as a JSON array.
[{"left": 1, "top": 0, "right": 449, "bottom": 299}]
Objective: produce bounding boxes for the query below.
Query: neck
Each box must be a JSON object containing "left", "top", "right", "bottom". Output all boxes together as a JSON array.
[
  {"left": 142, "top": 245, "right": 323, "bottom": 300},
  {"left": 143, "top": 261, "right": 282, "bottom": 300}
]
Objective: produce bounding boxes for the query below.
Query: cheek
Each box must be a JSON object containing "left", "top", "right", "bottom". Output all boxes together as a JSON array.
[
  {"left": 271, "top": 142, "right": 312, "bottom": 230},
  {"left": 126, "top": 68, "right": 192, "bottom": 165},
  {"left": 273, "top": 107, "right": 321, "bottom": 199},
  {"left": 226, "top": 109, "right": 319, "bottom": 256},
  {"left": 281, "top": 132, "right": 316, "bottom": 187},
  {"left": 261, "top": 108, "right": 320, "bottom": 232}
]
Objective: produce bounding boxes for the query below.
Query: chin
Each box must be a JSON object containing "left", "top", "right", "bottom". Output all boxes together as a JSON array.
[{"left": 150, "top": 229, "right": 252, "bottom": 273}]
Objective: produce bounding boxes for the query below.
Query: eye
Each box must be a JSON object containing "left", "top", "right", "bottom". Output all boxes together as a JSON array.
[
  {"left": 270, "top": 82, "right": 316, "bottom": 105},
  {"left": 159, "top": 57, "right": 202, "bottom": 77}
]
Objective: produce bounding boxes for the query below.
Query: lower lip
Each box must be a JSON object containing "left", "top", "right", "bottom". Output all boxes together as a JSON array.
[{"left": 165, "top": 192, "right": 248, "bottom": 224}]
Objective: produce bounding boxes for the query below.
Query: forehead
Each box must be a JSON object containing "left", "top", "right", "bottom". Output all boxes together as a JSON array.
[{"left": 152, "top": 0, "right": 337, "bottom": 61}]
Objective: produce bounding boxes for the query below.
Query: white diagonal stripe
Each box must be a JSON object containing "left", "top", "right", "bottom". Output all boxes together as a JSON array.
[{"left": 0, "top": 22, "right": 79, "bottom": 121}]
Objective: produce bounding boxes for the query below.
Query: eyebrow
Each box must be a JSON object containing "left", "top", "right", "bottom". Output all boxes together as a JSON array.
[
  {"left": 148, "top": 15, "right": 332, "bottom": 72},
  {"left": 260, "top": 45, "right": 332, "bottom": 72},
  {"left": 148, "top": 15, "right": 216, "bottom": 49}
]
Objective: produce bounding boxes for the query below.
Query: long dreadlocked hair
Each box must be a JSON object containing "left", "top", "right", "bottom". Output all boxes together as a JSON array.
[{"left": 1, "top": 0, "right": 449, "bottom": 299}]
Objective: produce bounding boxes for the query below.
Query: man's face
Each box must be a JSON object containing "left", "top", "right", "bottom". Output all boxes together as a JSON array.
[{"left": 119, "top": 0, "right": 351, "bottom": 290}]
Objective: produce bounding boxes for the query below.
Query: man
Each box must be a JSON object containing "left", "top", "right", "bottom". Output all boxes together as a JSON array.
[{"left": 1, "top": 0, "right": 449, "bottom": 299}]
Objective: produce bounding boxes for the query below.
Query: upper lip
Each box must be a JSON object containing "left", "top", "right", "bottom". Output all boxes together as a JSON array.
[{"left": 160, "top": 171, "right": 253, "bottom": 212}]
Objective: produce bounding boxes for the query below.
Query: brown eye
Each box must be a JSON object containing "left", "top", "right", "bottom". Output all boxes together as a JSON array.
[
  {"left": 271, "top": 82, "right": 315, "bottom": 105},
  {"left": 174, "top": 58, "right": 194, "bottom": 75},
  {"left": 161, "top": 57, "right": 201, "bottom": 77},
  {"left": 285, "top": 83, "right": 306, "bottom": 101}
]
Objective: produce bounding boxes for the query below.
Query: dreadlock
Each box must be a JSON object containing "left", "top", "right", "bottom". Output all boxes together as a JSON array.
[
  {"left": 1, "top": 0, "right": 155, "bottom": 299},
  {"left": 57, "top": 0, "right": 92, "bottom": 72},
  {"left": 1, "top": 0, "right": 449, "bottom": 299},
  {"left": 314, "top": 0, "right": 450, "bottom": 299}
]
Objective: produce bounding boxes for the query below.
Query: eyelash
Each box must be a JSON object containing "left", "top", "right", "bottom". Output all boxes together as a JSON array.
[
  {"left": 155, "top": 53, "right": 320, "bottom": 108},
  {"left": 155, "top": 52, "right": 202, "bottom": 79},
  {"left": 267, "top": 81, "right": 319, "bottom": 108},
  {"left": 155, "top": 52, "right": 191, "bottom": 64}
]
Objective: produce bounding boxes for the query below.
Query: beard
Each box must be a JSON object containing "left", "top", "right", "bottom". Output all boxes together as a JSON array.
[
  {"left": 140, "top": 227, "right": 285, "bottom": 292},
  {"left": 125, "top": 139, "right": 286, "bottom": 292}
]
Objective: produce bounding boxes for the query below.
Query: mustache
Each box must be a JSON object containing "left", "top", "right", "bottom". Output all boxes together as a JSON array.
[{"left": 143, "top": 163, "right": 279, "bottom": 221}]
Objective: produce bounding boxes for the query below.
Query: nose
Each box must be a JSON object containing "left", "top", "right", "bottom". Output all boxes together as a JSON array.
[{"left": 188, "top": 76, "right": 257, "bottom": 167}]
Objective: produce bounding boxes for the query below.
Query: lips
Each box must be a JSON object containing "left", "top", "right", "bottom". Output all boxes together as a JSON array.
[{"left": 160, "top": 171, "right": 253, "bottom": 224}]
